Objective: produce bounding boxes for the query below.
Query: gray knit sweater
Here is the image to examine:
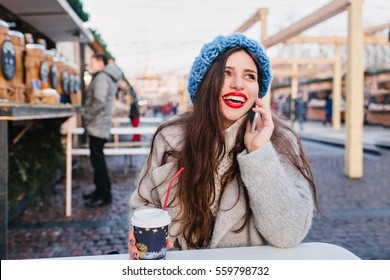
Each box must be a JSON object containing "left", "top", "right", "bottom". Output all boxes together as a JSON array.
[{"left": 129, "top": 118, "right": 314, "bottom": 250}]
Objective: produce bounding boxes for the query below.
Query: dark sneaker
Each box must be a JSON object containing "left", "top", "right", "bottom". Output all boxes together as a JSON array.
[
  {"left": 84, "top": 197, "right": 112, "bottom": 208},
  {"left": 82, "top": 191, "right": 97, "bottom": 200}
]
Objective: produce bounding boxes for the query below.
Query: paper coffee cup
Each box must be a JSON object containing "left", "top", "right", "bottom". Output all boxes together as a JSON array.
[{"left": 131, "top": 208, "right": 171, "bottom": 260}]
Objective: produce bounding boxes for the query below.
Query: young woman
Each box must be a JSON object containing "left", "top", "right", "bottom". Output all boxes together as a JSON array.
[{"left": 128, "top": 34, "right": 319, "bottom": 259}]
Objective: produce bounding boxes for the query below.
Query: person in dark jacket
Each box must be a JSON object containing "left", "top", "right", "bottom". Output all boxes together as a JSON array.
[
  {"left": 323, "top": 94, "right": 333, "bottom": 126},
  {"left": 281, "top": 95, "right": 291, "bottom": 119},
  {"left": 83, "top": 53, "right": 122, "bottom": 207},
  {"left": 291, "top": 91, "right": 306, "bottom": 131},
  {"left": 129, "top": 97, "right": 141, "bottom": 141}
]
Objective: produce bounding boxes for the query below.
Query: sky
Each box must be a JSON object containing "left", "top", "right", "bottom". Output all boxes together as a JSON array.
[{"left": 82, "top": 0, "right": 389, "bottom": 80}]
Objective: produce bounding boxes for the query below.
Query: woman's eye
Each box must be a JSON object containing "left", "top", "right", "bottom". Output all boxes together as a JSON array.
[
  {"left": 245, "top": 74, "right": 256, "bottom": 80},
  {"left": 225, "top": 70, "right": 232, "bottom": 76}
]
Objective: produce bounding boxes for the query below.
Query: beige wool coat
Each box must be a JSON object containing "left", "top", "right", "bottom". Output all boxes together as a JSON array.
[{"left": 129, "top": 118, "right": 314, "bottom": 250}]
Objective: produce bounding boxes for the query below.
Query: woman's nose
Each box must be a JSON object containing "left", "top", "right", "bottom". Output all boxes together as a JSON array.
[{"left": 230, "top": 75, "right": 244, "bottom": 90}]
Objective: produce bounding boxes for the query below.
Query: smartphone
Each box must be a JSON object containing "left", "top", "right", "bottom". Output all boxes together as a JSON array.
[{"left": 251, "top": 100, "right": 262, "bottom": 134}]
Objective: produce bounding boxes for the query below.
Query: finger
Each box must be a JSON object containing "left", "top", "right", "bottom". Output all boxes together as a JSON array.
[
  {"left": 167, "top": 239, "right": 174, "bottom": 249},
  {"left": 261, "top": 107, "right": 273, "bottom": 124},
  {"left": 255, "top": 99, "right": 271, "bottom": 113},
  {"left": 256, "top": 113, "right": 262, "bottom": 130},
  {"left": 128, "top": 244, "right": 139, "bottom": 260},
  {"left": 254, "top": 100, "right": 269, "bottom": 113},
  {"left": 252, "top": 107, "right": 267, "bottom": 117},
  {"left": 254, "top": 98, "right": 265, "bottom": 107},
  {"left": 128, "top": 230, "right": 136, "bottom": 246},
  {"left": 132, "top": 251, "right": 139, "bottom": 260},
  {"left": 128, "top": 230, "right": 139, "bottom": 260},
  {"left": 253, "top": 107, "right": 271, "bottom": 124}
]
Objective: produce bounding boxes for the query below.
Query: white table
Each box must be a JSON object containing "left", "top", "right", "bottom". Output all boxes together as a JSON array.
[
  {"left": 71, "top": 126, "right": 157, "bottom": 135},
  {"left": 52, "top": 242, "right": 360, "bottom": 260}
]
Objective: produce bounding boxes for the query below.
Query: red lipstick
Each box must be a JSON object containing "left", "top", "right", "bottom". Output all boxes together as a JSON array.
[{"left": 222, "top": 92, "right": 247, "bottom": 109}]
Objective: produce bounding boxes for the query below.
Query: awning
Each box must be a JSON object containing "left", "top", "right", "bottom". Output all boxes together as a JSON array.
[{"left": 0, "top": 0, "right": 93, "bottom": 43}]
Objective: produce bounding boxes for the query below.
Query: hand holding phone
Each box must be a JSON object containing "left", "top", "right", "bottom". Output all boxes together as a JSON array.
[{"left": 245, "top": 98, "right": 274, "bottom": 153}]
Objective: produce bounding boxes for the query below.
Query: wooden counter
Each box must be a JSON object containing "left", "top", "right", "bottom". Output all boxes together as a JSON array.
[{"left": 0, "top": 102, "right": 78, "bottom": 259}]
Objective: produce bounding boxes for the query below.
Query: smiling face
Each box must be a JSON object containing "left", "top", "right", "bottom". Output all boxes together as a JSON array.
[{"left": 219, "top": 50, "right": 259, "bottom": 129}]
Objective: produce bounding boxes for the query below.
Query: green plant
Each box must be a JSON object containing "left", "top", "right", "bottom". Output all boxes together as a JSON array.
[
  {"left": 90, "top": 29, "right": 115, "bottom": 60},
  {"left": 67, "top": 0, "right": 90, "bottom": 22},
  {"left": 8, "top": 119, "right": 65, "bottom": 208}
]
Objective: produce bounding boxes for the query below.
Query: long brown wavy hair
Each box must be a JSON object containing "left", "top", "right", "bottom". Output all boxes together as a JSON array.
[{"left": 138, "top": 47, "right": 320, "bottom": 248}]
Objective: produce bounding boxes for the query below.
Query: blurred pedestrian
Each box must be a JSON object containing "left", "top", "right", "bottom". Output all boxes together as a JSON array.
[
  {"left": 172, "top": 102, "right": 179, "bottom": 115},
  {"left": 291, "top": 91, "right": 306, "bottom": 130},
  {"left": 323, "top": 94, "right": 333, "bottom": 126},
  {"left": 129, "top": 97, "right": 141, "bottom": 141},
  {"left": 271, "top": 96, "right": 279, "bottom": 112},
  {"left": 153, "top": 105, "right": 159, "bottom": 117},
  {"left": 83, "top": 53, "right": 122, "bottom": 208},
  {"left": 281, "top": 95, "right": 291, "bottom": 119},
  {"left": 277, "top": 95, "right": 284, "bottom": 115}
]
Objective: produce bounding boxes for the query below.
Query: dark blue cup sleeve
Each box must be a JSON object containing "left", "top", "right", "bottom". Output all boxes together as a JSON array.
[{"left": 134, "top": 225, "right": 169, "bottom": 260}]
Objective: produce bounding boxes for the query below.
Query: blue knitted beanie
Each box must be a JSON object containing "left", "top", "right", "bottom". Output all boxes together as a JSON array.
[{"left": 187, "top": 33, "right": 272, "bottom": 103}]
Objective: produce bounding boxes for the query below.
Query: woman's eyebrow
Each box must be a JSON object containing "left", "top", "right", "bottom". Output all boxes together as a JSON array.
[
  {"left": 226, "top": 66, "right": 257, "bottom": 74},
  {"left": 244, "top": 69, "right": 257, "bottom": 74}
]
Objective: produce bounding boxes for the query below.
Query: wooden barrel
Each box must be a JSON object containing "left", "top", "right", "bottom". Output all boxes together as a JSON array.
[
  {"left": 24, "top": 33, "right": 34, "bottom": 44},
  {"left": 8, "top": 30, "right": 26, "bottom": 102},
  {"left": 0, "top": 20, "right": 13, "bottom": 100},
  {"left": 24, "top": 43, "right": 45, "bottom": 102}
]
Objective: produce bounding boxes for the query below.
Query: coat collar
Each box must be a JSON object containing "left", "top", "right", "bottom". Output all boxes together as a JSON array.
[{"left": 210, "top": 179, "right": 246, "bottom": 248}]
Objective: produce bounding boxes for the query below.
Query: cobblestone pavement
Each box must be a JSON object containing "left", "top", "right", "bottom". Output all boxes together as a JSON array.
[
  {"left": 302, "top": 142, "right": 390, "bottom": 260},
  {"left": 7, "top": 131, "right": 390, "bottom": 260}
]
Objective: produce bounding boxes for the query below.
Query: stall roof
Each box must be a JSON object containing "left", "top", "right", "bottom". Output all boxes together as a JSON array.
[{"left": 0, "top": 0, "right": 93, "bottom": 43}]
